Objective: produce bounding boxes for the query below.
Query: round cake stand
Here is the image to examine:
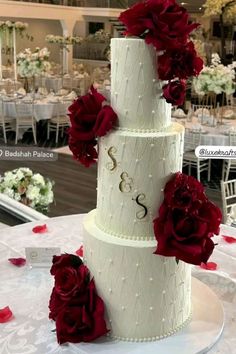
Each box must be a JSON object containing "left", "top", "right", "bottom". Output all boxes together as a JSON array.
[{"left": 72, "top": 277, "right": 224, "bottom": 354}]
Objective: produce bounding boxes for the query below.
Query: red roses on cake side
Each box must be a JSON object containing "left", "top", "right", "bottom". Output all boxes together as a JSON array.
[
  {"left": 49, "top": 254, "right": 108, "bottom": 344},
  {"left": 119, "top": 0, "right": 204, "bottom": 106},
  {"left": 153, "top": 173, "right": 222, "bottom": 265},
  {"left": 68, "top": 86, "right": 118, "bottom": 167}
]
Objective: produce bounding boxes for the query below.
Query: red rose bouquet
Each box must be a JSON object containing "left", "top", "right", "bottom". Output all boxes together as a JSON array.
[
  {"left": 119, "top": 0, "right": 203, "bottom": 106},
  {"left": 49, "top": 254, "right": 108, "bottom": 344},
  {"left": 68, "top": 86, "right": 118, "bottom": 167},
  {"left": 153, "top": 173, "right": 222, "bottom": 265}
]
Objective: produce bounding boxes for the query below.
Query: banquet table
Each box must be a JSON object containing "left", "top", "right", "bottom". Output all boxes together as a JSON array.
[
  {"left": 3, "top": 98, "right": 72, "bottom": 122},
  {"left": 0, "top": 214, "right": 236, "bottom": 353},
  {"left": 172, "top": 117, "right": 236, "bottom": 146}
]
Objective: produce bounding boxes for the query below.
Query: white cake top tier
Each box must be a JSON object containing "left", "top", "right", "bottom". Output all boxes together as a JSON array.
[{"left": 111, "top": 38, "right": 171, "bottom": 131}]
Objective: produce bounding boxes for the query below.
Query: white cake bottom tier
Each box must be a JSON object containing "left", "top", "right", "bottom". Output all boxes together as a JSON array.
[
  {"left": 96, "top": 122, "right": 184, "bottom": 241},
  {"left": 84, "top": 210, "right": 192, "bottom": 342}
]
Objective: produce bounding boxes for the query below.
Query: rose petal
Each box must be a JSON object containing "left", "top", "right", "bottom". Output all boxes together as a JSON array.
[
  {"left": 200, "top": 262, "right": 218, "bottom": 271},
  {"left": 8, "top": 258, "right": 26, "bottom": 267},
  {"left": 0, "top": 306, "right": 13, "bottom": 323},
  {"left": 76, "top": 246, "right": 83, "bottom": 257},
  {"left": 32, "top": 224, "right": 48, "bottom": 234},
  {"left": 222, "top": 235, "right": 236, "bottom": 244}
]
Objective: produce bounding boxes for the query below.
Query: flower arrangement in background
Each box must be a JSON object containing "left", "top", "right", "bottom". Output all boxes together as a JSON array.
[
  {"left": 193, "top": 53, "right": 236, "bottom": 95},
  {"left": 0, "top": 21, "right": 33, "bottom": 41},
  {"left": 68, "top": 86, "right": 117, "bottom": 167},
  {"left": 153, "top": 172, "right": 222, "bottom": 265},
  {"left": 204, "top": 0, "right": 236, "bottom": 24},
  {"left": 0, "top": 167, "right": 54, "bottom": 214},
  {"left": 119, "top": 0, "right": 203, "bottom": 106},
  {"left": 45, "top": 35, "right": 83, "bottom": 45},
  {"left": 49, "top": 254, "right": 108, "bottom": 344},
  {"left": 86, "top": 30, "right": 111, "bottom": 43},
  {"left": 17, "top": 47, "right": 51, "bottom": 77}
]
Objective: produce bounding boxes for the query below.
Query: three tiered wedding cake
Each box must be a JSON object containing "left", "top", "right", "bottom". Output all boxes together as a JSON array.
[{"left": 83, "top": 37, "right": 191, "bottom": 341}]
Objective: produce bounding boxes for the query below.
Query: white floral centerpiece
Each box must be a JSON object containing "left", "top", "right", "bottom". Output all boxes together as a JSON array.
[
  {"left": 0, "top": 168, "right": 54, "bottom": 214},
  {"left": 0, "top": 21, "right": 29, "bottom": 35},
  {"left": 45, "top": 35, "right": 83, "bottom": 45},
  {"left": 17, "top": 47, "right": 51, "bottom": 78},
  {"left": 193, "top": 53, "right": 236, "bottom": 95},
  {"left": 204, "top": 0, "right": 236, "bottom": 24},
  {"left": 86, "top": 29, "right": 111, "bottom": 43}
]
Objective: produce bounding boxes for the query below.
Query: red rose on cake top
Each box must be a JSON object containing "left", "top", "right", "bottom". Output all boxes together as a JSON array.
[{"left": 119, "top": 0, "right": 198, "bottom": 51}]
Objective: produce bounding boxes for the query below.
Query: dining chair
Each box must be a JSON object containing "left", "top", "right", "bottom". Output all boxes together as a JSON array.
[
  {"left": 221, "top": 179, "right": 236, "bottom": 224},
  {"left": 47, "top": 101, "right": 70, "bottom": 144},
  {"left": 222, "top": 132, "right": 236, "bottom": 181},
  {"left": 183, "top": 129, "right": 211, "bottom": 182},
  {"left": 0, "top": 99, "right": 15, "bottom": 144},
  {"left": 15, "top": 100, "right": 37, "bottom": 145}
]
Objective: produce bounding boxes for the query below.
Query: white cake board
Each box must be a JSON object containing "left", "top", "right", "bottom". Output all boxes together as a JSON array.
[{"left": 71, "top": 277, "right": 224, "bottom": 354}]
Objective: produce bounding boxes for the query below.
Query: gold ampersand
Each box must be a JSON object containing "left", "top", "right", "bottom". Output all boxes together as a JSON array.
[
  {"left": 119, "top": 172, "right": 133, "bottom": 193},
  {"left": 106, "top": 146, "right": 117, "bottom": 171},
  {"left": 133, "top": 193, "right": 148, "bottom": 220}
]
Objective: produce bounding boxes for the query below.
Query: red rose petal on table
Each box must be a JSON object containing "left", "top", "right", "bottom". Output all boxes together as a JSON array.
[
  {"left": 32, "top": 224, "right": 48, "bottom": 234},
  {"left": 200, "top": 262, "right": 218, "bottom": 271},
  {"left": 222, "top": 235, "right": 236, "bottom": 244},
  {"left": 8, "top": 258, "right": 26, "bottom": 267},
  {"left": 76, "top": 246, "right": 83, "bottom": 257},
  {"left": 0, "top": 306, "right": 13, "bottom": 323}
]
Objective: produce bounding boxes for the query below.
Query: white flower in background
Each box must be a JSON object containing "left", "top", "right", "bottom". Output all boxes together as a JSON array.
[
  {"left": 193, "top": 53, "right": 236, "bottom": 95},
  {"left": 45, "top": 34, "right": 83, "bottom": 45},
  {"left": 204, "top": 0, "right": 236, "bottom": 24},
  {"left": 0, "top": 168, "right": 54, "bottom": 214},
  {"left": 17, "top": 47, "right": 51, "bottom": 78}
]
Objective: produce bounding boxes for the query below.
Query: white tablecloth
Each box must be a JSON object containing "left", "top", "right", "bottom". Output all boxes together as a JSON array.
[
  {"left": 3, "top": 100, "right": 71, "bottom": 122},
  {"left": 0, "top": 214, "right": 235, "bottom": 353},
  {"left": 172, "top": 117, "right": 236, "bottom": 146}
]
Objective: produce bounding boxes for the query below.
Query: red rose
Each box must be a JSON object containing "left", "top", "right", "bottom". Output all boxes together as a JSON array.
[
  {"left": 158, "top": 41, "right": 204, "bottom": 80},
  {"left": 54, "top": 264, "right": 89, "bottom": 301},
  {"left": 56, "top": 280, "right": 108, "bottom": 344},
  {"left": 68, "top": 87, "right": 117, "bottom": 167},
  {"left": 163, "top": 172, "right": 206, "bottom": 210},
  {"left": 69, "top": 137, "right": 98, "bottom": 168},
  {"left": 119, "top": 0, "right": 198, "bottom": 51},
  {"left": 51, "top": 254, "right": 83, "bottom": 276},
  {"left": 154, "top": 173, "right": 222, "bottom": 265},
  {"left": 162, "top": 80, "right": 186, "bottom": 106}
]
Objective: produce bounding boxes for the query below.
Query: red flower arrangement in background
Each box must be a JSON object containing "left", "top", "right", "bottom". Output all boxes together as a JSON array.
[
  {"left": 49, "top": 254, "right": 108, "bottom": 344},
  {"left": 119, "top": 0, "right": 203, "bottom": 106},
  {"left": 153, "top": 173, "right": 222, "bottom": 265},
  {"left": 68, "top": 86, "right": 118, "bottom": 167}
]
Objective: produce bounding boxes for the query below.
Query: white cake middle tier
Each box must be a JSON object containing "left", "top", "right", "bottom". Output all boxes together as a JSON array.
[{"left": 96, "top": 122, "right": 184, "bottom": 241}]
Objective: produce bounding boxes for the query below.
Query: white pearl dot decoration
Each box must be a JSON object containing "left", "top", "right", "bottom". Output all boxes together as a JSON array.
[
  {"left": 149, "top": 174, "right": 152, "bottom": 179},
  {"left": 162, "top": 318, "right": 165, "bottom": 322},
  {"left": 126, "top": 77, "right": 129, "bottom": 82},
  {"left": 115, "top": 92, "right": 118, "bottom": 96},
  {"left": 152, "top": 110, "right": 155, "bottom": 114},
  {"left": 121, "top": 306, "right": 125, "bottom": 311},
  {"left": 121, "top": 277, "right": 126, "bottom": 281},
  {"left": 134, "top": 189, "right": 138, "bottom": 193},
  {"left": 136, "top": 263, "right": 140, "bottom": 267},
  {"left": 135, "top": 293, "right": 139, "bottom": 298},
  {"left": 120, "top": 202, "right": 124, "bottom": 206},
  {"left": 163, "top": 157, "right": 166, "bottom": 161},
  {"left": 122, "top": 142, "right": 126, "bottom": 146},
  {"left": 136, "top": 321, "right": 139, "bottom": 326},
  {"left": 150, "top": 307, "right": 154, "bottom": 311},
  {"left": 126, "top": 45, "right": 129, "bottom": 49},
  {"left": 149, "top": 277, "right": 153, "bottom": 282},
  {"left": 139, "top": 62, "right": 143, "bottom": 66},
  {"left": 133, "top": 219, "right": 137, "bottom": 223},
  {"left": 109, "top": 288, "right": 112, "bottom": 293},
  {"left": 109, "top": 259, "right": 113, "bottom": 264},
  {"left": 135, "top": 159, "right": 139, "bottom": 163},
  {"left": 109, "top": 319, "right": 112, "bottom": 323},
  {"left": 161, "top": 188, "right": 164, "bottom": 192},
  {"left": 152, "top": 78, "right": 156, "bottom": 83},
  {"left": 162, "top": 290, "right": 166, "bottom": 294},
  {"left": 98, "top": 270, "right": 101, "bottom": 274},
  {"left": 138, "top": 95, "right": 142, "bottom": 99},
  {"left": 150, "top": 143, "right": 154, "bottom": 148}
]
